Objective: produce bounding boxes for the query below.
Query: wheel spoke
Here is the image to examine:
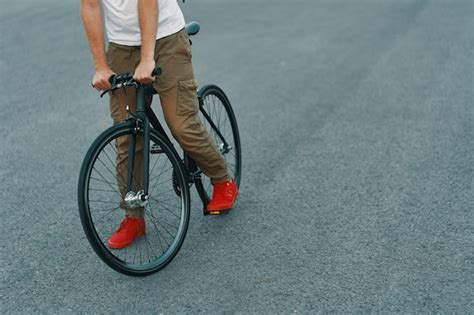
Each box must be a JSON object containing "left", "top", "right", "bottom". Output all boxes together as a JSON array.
[
  {"left": 146, "top": 209, "right": 174, "bottom": 246},
  {"left": 90, "top": 168, "right": 122, "bottom": 198},
  {"left": 198, "top": 90, "right": 240, "bottom": 199},
  {"left": 149, "top": 198, "right": 181, "bottom": 219},
  {"left": 146, "top": 207, "right": 170, "bottom": 248},
  {"left": 145, "top": 204, "right": 166, "bottom": 253},
  {"left": 149, "top": 159, "right": 171, "bottom": 197},
  {"left": 81, "top": 119, "right": 192, "bottom": 273}
]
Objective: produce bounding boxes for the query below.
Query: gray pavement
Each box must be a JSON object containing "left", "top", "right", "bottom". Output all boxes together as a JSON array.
[{"left": 1, "top": 0, "right": 473, "bottom": 313}]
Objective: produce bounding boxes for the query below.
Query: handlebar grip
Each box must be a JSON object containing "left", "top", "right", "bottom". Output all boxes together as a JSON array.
[
  {"left": 152, "top": 67, "right": 162, "bottom": 76},
  {"left": 108, "top": 75, "right": 116, "bottom": 85}
]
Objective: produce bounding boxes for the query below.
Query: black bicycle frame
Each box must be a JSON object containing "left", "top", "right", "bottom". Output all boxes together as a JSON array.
[
  {"left": 198, "top": 97, "right": 230, "bottom": 153},
  {"left": 126, "top": 84, "right": 221, "bottom": 208},
  {"left": 125, "top": 85, "right": 153, "bottom": 195}
]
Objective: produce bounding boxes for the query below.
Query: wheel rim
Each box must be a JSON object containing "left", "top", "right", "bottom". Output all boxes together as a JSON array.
[
  {"left": 198, "top": 91, "right": 240, "bottom": 198},
  {"left": 82, "top": 129, "right": 188, "bottom": 273}
]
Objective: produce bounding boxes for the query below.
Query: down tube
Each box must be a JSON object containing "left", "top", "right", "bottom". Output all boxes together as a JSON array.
[{"left": 199, "top": 106, "right": 229, "bottom": 148}]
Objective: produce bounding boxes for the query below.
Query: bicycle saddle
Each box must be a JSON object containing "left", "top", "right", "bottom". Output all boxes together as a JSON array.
[{"left": 185, "top": 21, "right": 200, "bottom": 36}]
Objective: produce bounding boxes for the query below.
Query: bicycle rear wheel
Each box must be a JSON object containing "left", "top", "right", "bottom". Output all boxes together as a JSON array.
[
  {"left": 78, "top": 122, "right": 190, "bottom": 276},
  {"left": 197, "top": 85, "right": 242, "bottom": 202}
]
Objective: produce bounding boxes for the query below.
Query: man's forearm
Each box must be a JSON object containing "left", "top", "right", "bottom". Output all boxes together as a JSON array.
[
  {"left": 81, "top": 0, "right": 108, "bottom": 70},
  {"left": 138, "top": 0, "right": 158, "bottom": 62}
]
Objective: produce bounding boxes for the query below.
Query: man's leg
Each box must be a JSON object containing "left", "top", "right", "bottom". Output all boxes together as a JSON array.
[
  {"left": 107, "top": 42, "right": 144, "bottom": 218},
  {"left": 153, "top": 30, "right": 230, "bottom": 184},
  {"left": 106, "top": 42, "right": 147, "bottom": 250},
  {"left": 153, "top": 29, "right": 237, "bottom": 213}
]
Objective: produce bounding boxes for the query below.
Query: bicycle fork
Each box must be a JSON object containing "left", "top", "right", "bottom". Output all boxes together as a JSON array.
[{"left": 124, "top": 85, "right": 150, "bottom": 209}]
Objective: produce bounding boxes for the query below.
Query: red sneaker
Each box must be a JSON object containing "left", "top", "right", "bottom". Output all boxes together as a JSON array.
[
  {"left": 108, "top": 217, "right": 146, "bottom": 249},
  {"left": 207, "top": 179, "right": 238, "bottom": 215}
]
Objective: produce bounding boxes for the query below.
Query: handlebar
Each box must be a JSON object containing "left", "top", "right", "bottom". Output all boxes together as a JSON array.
[{"left": 99, "top": 67, "right": 162, "bottom": 98}]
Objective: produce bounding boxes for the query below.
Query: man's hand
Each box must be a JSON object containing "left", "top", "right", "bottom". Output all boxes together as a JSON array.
[
  {"left": 133, "top": 59, "right": 156, "bottom": 84},
  {"left": 92, "top": 67, "right": 116, "bottom": 91},
  {"left": 134, "top": 0, "right": 158, "bottom": 85}
]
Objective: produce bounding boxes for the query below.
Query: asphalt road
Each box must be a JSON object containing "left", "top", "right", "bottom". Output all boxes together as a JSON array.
[{"left": 1, "top": 0, "right": 473, "bottom": 313}]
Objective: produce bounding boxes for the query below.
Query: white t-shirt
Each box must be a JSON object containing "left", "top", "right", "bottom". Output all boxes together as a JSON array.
[{"left": 101, "top": 0, "right": 185, "bottom": 46}]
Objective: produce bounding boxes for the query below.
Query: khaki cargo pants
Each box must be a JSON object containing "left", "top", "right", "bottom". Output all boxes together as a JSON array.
[{"left": 107, "top": 28, "right": 229, "bottom": 218}]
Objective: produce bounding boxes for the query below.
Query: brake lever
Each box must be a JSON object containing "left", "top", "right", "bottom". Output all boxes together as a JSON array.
[
  {"left": 98, "top": 72, "right": 145, "bottom": 98},
  {"left": 100, "top": 75, "right": 118, "bottom": 98},
  {"left": 100, "top": 89, "right": 110, "bottom": 98}
]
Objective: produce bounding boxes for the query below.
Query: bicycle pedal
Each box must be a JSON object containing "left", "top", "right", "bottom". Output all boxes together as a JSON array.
[{"left": 207, "top": 209, "right": 231, "bottom": 215}]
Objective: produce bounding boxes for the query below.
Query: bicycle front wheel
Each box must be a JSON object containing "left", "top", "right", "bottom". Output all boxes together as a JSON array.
[
  {"left": 78, "top": 122, "right": 190, "bottom": 276},
  {"left": 197, "top": 85, "right": 242, "bottom": 199}
]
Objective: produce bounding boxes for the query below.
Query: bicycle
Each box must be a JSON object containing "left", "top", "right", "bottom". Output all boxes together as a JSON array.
[{"left": 77, "top": 22, "right": 241, "bottom": 277}]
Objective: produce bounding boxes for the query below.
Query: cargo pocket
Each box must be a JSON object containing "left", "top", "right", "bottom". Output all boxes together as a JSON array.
[{"left": 177, "top": 79, "right": 199, "bottom": 115}]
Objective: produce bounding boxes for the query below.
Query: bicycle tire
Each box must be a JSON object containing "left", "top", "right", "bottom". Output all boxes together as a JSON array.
[
  {"left": 196, "top": 84, "right": 242, "bottom": 201},
  {"left": 78, "top": 121, "right": 190, "bottom": 276}
]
